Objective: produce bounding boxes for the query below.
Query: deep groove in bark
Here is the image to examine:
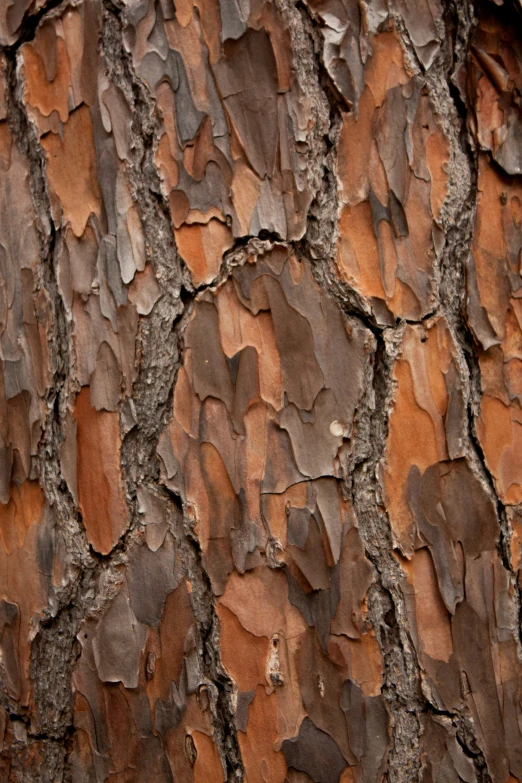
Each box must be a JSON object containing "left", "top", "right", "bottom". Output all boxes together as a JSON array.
[
  {"left": 292, "top": 5, "right": 426, "bottom": 779},
  {"left": 2, "top": 34, "right": 96, "bottom": 781},
  {"left": 1, "top": 0, "right": 68, "bottom": 53},
  {"left": 164, "top": 487, "right": 245, "bottom": 783},
  {"left": 99, "top": 6, "right": 247, "bottom": 778}
]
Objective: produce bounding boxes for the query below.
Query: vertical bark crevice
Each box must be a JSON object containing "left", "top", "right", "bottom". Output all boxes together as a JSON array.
[
  {"left": 286, "top": 5, "right": 424, "bottom": 779},
  {"left": 286, "top": 5, "right": 428, "bottom": 779},
  {"left": 439, "top": 0, "right": 522, "bottom": 654},
  {"left": 165, "top": 487, "right": 245, "bottom": 783},
  {"left": 288, "top": 2, "right": 518, "bottom": 781},
  {"left": 2, "top": 30, "right": 96, "bottom": 778},
  {"left": 99, "top": 9, "right": 248, "bottom": 777},
  {"left": 352, "top": 328, "right": 424, "bottom": 783},
  {"left": 101, "top": 0, "right": 185, "bottom": 468},
  {"left": 294, "top": 0, "right": 381, "bottom": 327}
]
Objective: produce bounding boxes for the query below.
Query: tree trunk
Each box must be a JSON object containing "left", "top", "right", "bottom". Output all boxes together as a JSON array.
[{"left": 0, "top": 0, "right": 521, "bottom": 780}]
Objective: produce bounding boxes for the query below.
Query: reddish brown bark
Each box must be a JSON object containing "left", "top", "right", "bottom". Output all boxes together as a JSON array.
[{"left": 0, "top": 0, "right": 522, "bottom": 782}]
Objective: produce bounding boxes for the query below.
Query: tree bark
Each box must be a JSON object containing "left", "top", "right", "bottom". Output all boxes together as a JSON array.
[{"left": 0, "top": 0, "right": 521, "bottom": 781}]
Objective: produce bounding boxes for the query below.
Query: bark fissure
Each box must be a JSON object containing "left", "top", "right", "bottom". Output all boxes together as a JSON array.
[
  {"left": 1, "top": 0, "right": 68, "bottom": 54},
  {"left": 165, "top": 487, "right": 245, "bottom": 783},
  {"left": 351, "top": 328, "right": 424, "bottom": 783},
  {"left": 287, "top": 11, "right": 425, "bottom": 778},
  {"left": 291, "top": 3, "right": 518, "bottom": 781},
  {"left": 3, "top": 32, "right": 98, "bottom": 780}
]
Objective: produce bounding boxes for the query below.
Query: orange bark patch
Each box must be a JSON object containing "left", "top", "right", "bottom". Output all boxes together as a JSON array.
[
  {"left": 478, "top": 394, "right": 522, "bottom": 504},
  {"left": 42, "top": 105, "right": 102, "bottom": 237},
  {"left": 385, "top": 319, "right": 461, "bottom": 550},
  {"left": 239, "top": 686, "right": 287, "bottom": 783},
  {"left": 0, "top": 480, "right": 44, "bottom": 554},
  {"left": 175, "top": 220, "right": 233, "bottom": 286},
  {"left": 192, "top": 731, "right": 224, "bottom": 783},
  {"left": 22, "top": 35, "right": 71, "bottom": 122},
  {"left": 74, "top": 386, "right": 128, "bottom": 554},
  {"left": 403, "top": 548, "right": 453, "bottom": 662}
]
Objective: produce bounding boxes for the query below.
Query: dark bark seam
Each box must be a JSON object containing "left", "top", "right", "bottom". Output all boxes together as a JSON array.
[
  {"left": 0, "top": 0, "right": 68, "bottom": 54},
  {"left": 288, "top": 4, "right": 428, "bottom": 779},
  {"left": 1, "top": 29, "right": 99, "bottom": 783},
  {"left": 100, "top": 5, "right": 246, "bottom": 780}
]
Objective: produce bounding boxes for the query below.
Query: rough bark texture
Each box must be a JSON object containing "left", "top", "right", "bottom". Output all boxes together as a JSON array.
[{"left": 1, "top": 0, "right": 522, "bottom": 781}]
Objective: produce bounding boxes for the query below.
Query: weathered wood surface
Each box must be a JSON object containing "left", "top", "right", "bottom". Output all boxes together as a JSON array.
[{"left": 0, "top": 0, "right": 522, "bottom": 781}]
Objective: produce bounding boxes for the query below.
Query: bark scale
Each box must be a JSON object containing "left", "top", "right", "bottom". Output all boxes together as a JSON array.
[{"left": 0, "top": 0, "right": 521, "bottom": 782}]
